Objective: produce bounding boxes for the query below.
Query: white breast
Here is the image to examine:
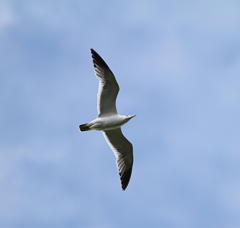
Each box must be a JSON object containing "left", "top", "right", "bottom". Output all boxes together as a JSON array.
[{"left": 92, "top": 115, "right": 127, "bottom": 131}]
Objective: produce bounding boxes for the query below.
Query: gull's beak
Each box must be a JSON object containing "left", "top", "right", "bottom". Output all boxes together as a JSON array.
[{"left": 129, "top": 114, "right": 136, "bottom": 119}]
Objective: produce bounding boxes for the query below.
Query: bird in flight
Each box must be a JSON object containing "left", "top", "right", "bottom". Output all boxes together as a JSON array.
[{"left": 79, "top": 49, "right": 135, "bottom": 190}]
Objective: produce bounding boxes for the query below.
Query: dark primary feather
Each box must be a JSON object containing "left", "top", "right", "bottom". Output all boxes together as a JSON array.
[
  {"left": 120, "top": 164, "right": 133, "bottom": 190},
  {"left": 90, "top": 49, "right": 113, "bottom": 75}
]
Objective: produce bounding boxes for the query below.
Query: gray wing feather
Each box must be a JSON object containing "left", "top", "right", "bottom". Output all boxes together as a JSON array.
[
  {"left": 103, "top": 128, "right": 133, "bottom": 190},
  {"left": 90, "top": 49, "right": 119, "bottom": 116}
]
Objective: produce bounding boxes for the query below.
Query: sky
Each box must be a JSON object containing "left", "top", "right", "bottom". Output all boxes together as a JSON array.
[{"left": 0, "top": 0, "right": 240, "bottom": 227}]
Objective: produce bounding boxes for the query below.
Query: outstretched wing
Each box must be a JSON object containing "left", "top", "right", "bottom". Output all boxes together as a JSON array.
[
  {"left": 103, "top": 128, "right": 133, "bottom": 190},
  {"left": 90, "top": 49, "right": 119, "bottom": 116}
]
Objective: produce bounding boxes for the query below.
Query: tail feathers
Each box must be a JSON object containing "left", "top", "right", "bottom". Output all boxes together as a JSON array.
[{"left": 79, "top": 123, "right": 90, "bottom": 131}]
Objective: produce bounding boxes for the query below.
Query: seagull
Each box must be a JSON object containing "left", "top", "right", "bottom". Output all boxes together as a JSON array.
[{"left": 79, "top": 49, "right": 135, "bottom": 190}]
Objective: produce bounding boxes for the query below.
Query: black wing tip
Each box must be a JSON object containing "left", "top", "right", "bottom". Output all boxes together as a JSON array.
[
  {"left": 90, "top": 48, "right": 101, "bottom": 60},
  {"left": 90, "top": 48, "right": 111, "bottom": 70},
  {"left": 120, "top": 168, "right": 132, "bottom": 191},
  {"left": 90, "top": 48, "right": 96, "bottom": 54}
]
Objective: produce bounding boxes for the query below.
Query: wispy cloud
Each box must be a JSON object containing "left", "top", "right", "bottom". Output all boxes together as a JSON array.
[{"left": 0, "top": 1, "right": 14, "bottom": 29}]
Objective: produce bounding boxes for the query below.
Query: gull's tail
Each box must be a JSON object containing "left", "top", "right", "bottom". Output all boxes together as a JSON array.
[{"left": 79, "top": 123, "right": 90, "bottom": 131}]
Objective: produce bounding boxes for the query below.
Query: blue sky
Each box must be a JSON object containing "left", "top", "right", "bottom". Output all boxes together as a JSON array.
[{"left": 0, "top": 0, "right": 240, "bottom": 227}]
